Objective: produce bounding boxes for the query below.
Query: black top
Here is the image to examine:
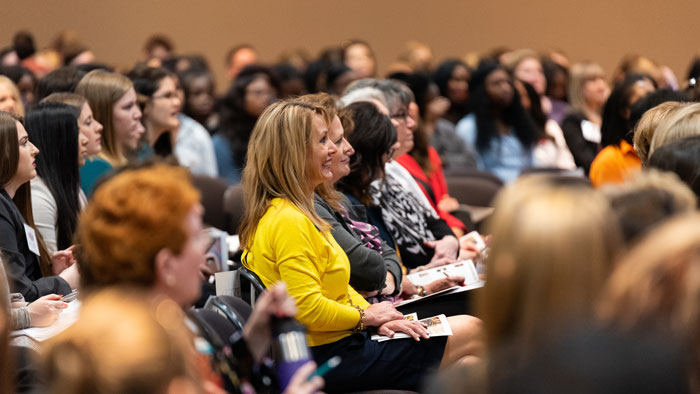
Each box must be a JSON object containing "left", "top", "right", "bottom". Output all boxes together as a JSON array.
[
  {"left": 0, "top": 189, "right": 71, "bottom": 301},
  {"left": 347, "top": 191, "right": 454, "bottom": 270},
  {"left": 561, "top": 111, "right": 601, "bottom": 175}
]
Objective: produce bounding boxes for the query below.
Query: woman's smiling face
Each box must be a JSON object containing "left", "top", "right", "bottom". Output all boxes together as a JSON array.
[
  {"left": 328, "top": 115, "right": 355, "bottom": 183},
  {"left": 306, "top": 114, "right": 337, "bottom": 190}
]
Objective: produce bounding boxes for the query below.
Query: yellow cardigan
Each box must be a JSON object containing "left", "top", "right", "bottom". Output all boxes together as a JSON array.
[{"left": 244, "top": 198, "right": 370, "bottom": 346}]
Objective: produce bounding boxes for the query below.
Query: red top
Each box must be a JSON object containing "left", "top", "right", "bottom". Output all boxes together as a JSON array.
[{"left": 396, "top": 148, "right": 466, "bottom": 231}]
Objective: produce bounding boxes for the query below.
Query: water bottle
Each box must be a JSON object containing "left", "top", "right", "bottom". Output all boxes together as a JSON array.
[{"left": 271, "top": 316, "right": 312, "bottom": 391}]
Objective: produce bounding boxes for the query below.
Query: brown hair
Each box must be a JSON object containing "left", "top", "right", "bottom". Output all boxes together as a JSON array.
[
  {"left": 42, "top": 288, "right": 199, "bottom": 394},
  {"left": 479, "top": 175, "right": 622, "bottom": 362},
  {"left": 77, "top": 165, "right": 199, "bottom": 290},
  {"left": 601, "top": 169, "right": 697, "bottom": 245},
  {"left": 40, "top": 92, "right": 88, "bottom": 111},
  {"left": 0, "top": 112, "right": 20, "bottom": 187},
  {"left": 599, "top": 213, "right": 700, "bottom": 391},
  {"left": 0, "top": 112, "right": 53, "bottom": 275},
  {"left": 408, "top": 116, "right": 434, "bottom": 176},
  {"left": 75, "top": 70, "right": 133, "bottom": 166},
  {"left": 239, "top": 99, "right": 331, "bottom": 250}
]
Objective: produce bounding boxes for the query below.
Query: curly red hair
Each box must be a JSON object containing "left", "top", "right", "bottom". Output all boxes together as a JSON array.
[{"left": 77, "top": 165, "right": 200, "bottom": 289}]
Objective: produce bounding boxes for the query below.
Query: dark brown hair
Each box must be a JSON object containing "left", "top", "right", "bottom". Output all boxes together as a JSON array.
[
  {"left": 0, "top": 112, "right": 53, "bottom": 275},
  {"left": 336, "top": 102, "right": 396, "bottom": 205}
]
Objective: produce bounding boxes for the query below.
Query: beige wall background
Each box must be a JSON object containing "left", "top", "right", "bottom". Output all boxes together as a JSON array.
[{"left": 3, "top": 0, "right": 699, "bottom": 91}]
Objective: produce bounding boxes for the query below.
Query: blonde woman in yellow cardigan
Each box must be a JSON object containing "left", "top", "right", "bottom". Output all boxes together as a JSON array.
[{"left": 240, "top": 99, "right": 483, "bottom": 392}]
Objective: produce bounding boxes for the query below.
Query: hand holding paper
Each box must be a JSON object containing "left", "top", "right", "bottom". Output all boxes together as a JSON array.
[
  {"left": 425, "top": 275, "right": 465, "bottom": 295},
  {"left": 372, "top": 314, "right": 453, "bottom": 342},
  {"left": 377, "top": 319, "right": 429, "bottom": 341}
]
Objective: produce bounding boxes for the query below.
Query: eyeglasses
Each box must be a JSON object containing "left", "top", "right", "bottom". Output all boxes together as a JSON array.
[{"left": 390, "top": 111, "right": 409, "bottom": 123}]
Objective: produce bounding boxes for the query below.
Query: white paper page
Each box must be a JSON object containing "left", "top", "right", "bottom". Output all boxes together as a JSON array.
[
  {"left": 215, "top": 270, "right": 237, "bottom": 297},
  {"left": 12, "top": 300, "right": 81, "bottom": 342},
  {"left": 406, "top": 260, "right": 480, "bottom": 287}
]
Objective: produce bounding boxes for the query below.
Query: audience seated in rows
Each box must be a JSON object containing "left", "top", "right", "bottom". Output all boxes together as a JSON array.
[
  {"left": 1, "top": 30, "right": 700, "bottom": 394},
  {"left": 455, "top": 61, "right": 537, "bottom": 183},
  {"left": 239, "top": 98, "right": 483, "bottom": 392},
  {"left": 77, "top": 164, "right": 324, "bottom": 393}
]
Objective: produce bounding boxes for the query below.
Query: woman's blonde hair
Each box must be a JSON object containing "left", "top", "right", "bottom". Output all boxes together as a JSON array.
[
  {"left": 296, "top": 93, "right": 348, "bottom": 212},
  {"left": 239, "top": 99, "right": 332, "bottom": 250},
  {"left": 0, "top": 76, "right": 25, "bottom": 117},
  {"left": 568, "top": 61, "right": 606, "bottom": 113},
  {"left": 633, "top": 101, "right": 685, "bottom": 166},
  {"left": 478, "top": 175, "right": 622, "bottom": 361},
  {"left": 75, "top": 70, "right": 133, "bottom": 166},
  {"left": 598, "top": 213, "right": 700, "bottom": 391},
  {"left": 649, "top": 102, "right": 700, "bottom": 157},
  {"left": 41, "top": 288, "right": 199, "bottom": 394}
]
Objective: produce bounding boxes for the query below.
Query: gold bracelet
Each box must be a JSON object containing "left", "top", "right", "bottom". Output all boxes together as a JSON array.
[
  {"left": 416, "top": 285, "right": 426, "bottom": 297},
  {"left": 348, "top": 294, "right": 366, "bottom": 332},
  {"left": 353, "top": 306, "right": 366, "bottom": 333}
]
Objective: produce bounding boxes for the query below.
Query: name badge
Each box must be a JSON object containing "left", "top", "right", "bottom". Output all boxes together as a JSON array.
[
  {"left": 23, "top": 224, "right": 40, "bottom": 256},
  {"left": 581, "top": 120, "right": 601, "bottom": 144}
]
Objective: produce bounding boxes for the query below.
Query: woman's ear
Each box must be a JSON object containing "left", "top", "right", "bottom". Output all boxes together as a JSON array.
[{"left": 154, "top": 248, "right": 177, "bottom": 288}]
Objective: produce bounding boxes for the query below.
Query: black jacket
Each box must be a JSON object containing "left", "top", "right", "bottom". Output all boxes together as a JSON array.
[
  {"left": 561, "top": 111, "right": 601, "bottom": 175},
  {"left": 0, "top": 189, "right": 71, "bottom": 301}
]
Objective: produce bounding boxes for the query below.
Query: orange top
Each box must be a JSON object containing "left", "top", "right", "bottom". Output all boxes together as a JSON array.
[{"left": 589, "top": 140, "right": 641, "bottom": 187}]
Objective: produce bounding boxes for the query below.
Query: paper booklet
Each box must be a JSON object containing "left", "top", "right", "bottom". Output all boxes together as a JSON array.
[
  {"left": 406, "top": 259, "right": 480, "bottom": 287},
  {"left": 460, "top": 230, "right": 488, "bottom": 275},
  {"left": 371, "top": 313, "right": 452, "bottom": 342},
  {"left": 392, "top": 280, "right": 485, "bottom": 308},
  {"left": 12, "top": 300, "right": 81, "bottom": 342},
  {"left": 394, "top": 259, "right": 484, "bottom": 308},
  {"left": 460, "top": 231, "right": 487, "bottom": 252}
]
